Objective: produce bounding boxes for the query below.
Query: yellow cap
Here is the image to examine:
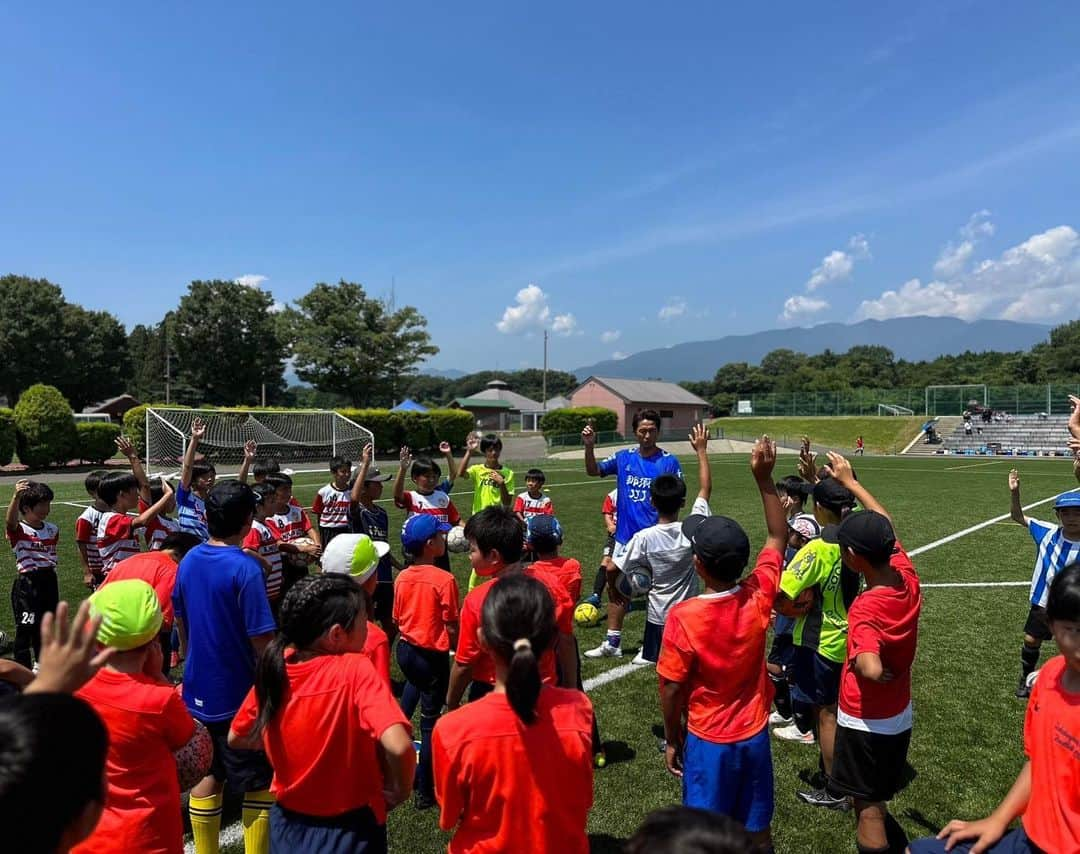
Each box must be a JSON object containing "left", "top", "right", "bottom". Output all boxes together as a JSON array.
[{"left": 90, "top": 579, "right": 163, "bottom": 650}]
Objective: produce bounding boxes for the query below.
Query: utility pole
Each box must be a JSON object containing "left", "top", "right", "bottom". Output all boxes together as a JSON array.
[
  {"left": 261, "top": 382, "right": 267, "bottom": 408},
  {"left": 542, "top": 329, "right": 548, "bottom": 411},
  {"left": 164, "top": 320, "right": 171, "bottom": 405}
]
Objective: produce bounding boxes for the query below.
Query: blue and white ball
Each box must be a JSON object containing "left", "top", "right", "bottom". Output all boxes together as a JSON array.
[{"left": 615, "top": 568, "right": 652, "bottom": 599}]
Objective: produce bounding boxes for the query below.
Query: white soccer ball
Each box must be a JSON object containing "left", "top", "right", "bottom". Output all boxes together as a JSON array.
[{"left": 446, "top": 526, "right": 469, "bottom": 554}]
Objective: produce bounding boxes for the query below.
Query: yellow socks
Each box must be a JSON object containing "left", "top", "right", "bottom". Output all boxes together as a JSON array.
[
  {"left": 189, "top": 791, "right": 224, "bottom": 854},
  {"left": 242, "top": 789, "right": 274, "bottom": 854}
]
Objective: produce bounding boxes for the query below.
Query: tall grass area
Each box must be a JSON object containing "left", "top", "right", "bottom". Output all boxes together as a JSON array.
[
  {"left": 2, "top": 452, "right": 1075, "bottom": 852},
  {"left": 714, "top": 415, "right": 926, "bottom": 454}
]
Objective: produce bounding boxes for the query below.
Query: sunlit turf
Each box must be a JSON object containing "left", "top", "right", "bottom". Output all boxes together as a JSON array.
[{"left": 3, "top": 452, "right": 1075, "bottom": 853}]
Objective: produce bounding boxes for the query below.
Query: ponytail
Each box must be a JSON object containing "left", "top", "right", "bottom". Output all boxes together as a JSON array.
[
  {"left": 250, "top": 574, "right": 365, "bottom": 738},
  {"left": 481, "top": 573, "right": 557, "bottom": 724}
]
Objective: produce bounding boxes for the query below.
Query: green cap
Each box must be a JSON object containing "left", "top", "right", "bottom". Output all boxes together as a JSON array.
[
  {"left": 89, "top": 579, "right": 163, "bottom": 650},
  {"left": 321, "top": 533, "right": 390, "bottom": 585}
]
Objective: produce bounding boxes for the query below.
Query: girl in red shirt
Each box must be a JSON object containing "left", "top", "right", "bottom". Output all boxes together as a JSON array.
[
  {"left": 433, "top": 573, "right": 595, "bottom": 854},
  {"left": 229, "top": 574, "right": 414, "bottom": 853}
]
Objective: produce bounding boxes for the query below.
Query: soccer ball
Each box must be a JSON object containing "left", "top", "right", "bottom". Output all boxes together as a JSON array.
[
  {"left": 287, "top": 537, "right": 319, "bottom": 567},
  {"left": 615, "top": 569, "right": 652, "bottom": 599},
  {"left": 175, "top": 719, "right": 213, "bottom": 792},
  {"left": 446, "top": 526, "right": 469, "bottom": 554},
  {"left": 574, "top": 602, "right": 601, "bottom": 628}
]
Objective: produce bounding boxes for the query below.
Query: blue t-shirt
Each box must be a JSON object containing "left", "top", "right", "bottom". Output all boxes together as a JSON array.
[
  {"left": 172, "top": 543, "right": 276, "bottom": 722},
  {"left": 598, "top": 447, "right": 683, "bottom": 545},
  {"left": 175, "top": 484, "right": 209, "bottom": 541},
  {"left": 352, "top": 503, "right": 393, "bottom": 583},
  {"left": 1027, "top": 518, "right": 1080, "bottom": 608}
]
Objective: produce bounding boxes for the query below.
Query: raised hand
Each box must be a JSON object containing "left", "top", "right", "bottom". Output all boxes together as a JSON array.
[
  {"left": 191, "top": 417, "right": 206, "bottom": 440},
  {"left": 26, "top": 601, "right": 115, "bottom": 694},
  {"left": 581, "top": 425, "right": 596, "bottom": 447},
  {"left": 688, "top": 423, "right": 708, "bottom": 452},
  {"left": 361, "top": 443, "right": 373, "bottom": 464},
  {"left": 159, "top": 476, "right": 174, "bottom": 496},
  {"left": 399, "top": 446, "right": 412, "bottom": 467},
  {"left": 823, "top": 451, "right": 856, "bottom": 487},
  {"left": 466, "top": 434, "right": 480, "bottom": 452},
  {"left": 243, "top": 439, "right": 258, "bottom": 461},
  {"left": 115, "top": 435, "right": 137, "bottom": 459},
  {"left": 14, "top": 478, "right": 30, "bottom": 495},
  {"left": 797, "top": 437, "right": 817, "bottom": 483},
  {"left": 750, "top": 435, "right": 777, "bottom": 480},
  {"left": 1008, "top": 469, "right": 1020, "bottom": 492},
  {"left": 439, "top": 440, "right": 451, "bottom": 454},
  {"left": 1069, "top": 395, "right": 1080, "bottom": 439}
]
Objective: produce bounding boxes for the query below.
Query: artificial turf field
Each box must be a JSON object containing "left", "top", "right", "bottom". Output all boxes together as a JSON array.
[{"left": 3, "top": 450, "right": 1077, "bottom": 853}]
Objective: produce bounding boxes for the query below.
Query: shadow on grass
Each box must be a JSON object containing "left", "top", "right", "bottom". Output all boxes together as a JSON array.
[
  {"left": 601, "top": 740, "right": 637, "bottom": 765},
  {"left": 903, "top": 808, "right": 940, "bottom": 836},
  {"left": 589, "top": 832, "right": 626, "bottom": 853}
]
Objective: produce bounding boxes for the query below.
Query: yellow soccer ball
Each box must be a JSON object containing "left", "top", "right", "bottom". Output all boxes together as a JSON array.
[{"left": 574, "top": 601, "right": 601, "bottom": 628}]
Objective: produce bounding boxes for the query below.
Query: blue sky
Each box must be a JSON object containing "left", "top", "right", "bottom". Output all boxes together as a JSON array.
[{"left": 3, "top": 2, "right": 1079, "bottom": 374}]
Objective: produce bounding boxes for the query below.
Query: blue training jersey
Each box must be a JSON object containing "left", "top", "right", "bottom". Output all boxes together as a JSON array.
[
  {"left": 175, "top": 484, "right": 209, "bottom": 541},
  {"left": 172, "top": 543, "right": 276, "bottom": 722},
  {"left": 1028, "top": 518, "right": 1080, "bottom": 608},
  {"left": 598, "top": 447, "right": 683, "bottom": 545},
  {"left": 352, "top": 504, "right": 393, "bottom": 583}
]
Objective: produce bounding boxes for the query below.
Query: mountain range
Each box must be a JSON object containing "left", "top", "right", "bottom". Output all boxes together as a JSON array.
[{"left": 570, "top": 317, "right": 1052, "bottom": 382}]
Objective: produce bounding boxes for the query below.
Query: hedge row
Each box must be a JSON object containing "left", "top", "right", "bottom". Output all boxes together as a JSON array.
[
  {"left": 539, "top": 406, "right": 618, "bottom": 439},
  {"left": 0, "top": 408, "right": 15, "bottom": 467},
  {"left": 75, "top": 422, "right": 122, "bottom": 464},
  {"left": 14, "top": 385, "right": 79, "bottom": 468}
]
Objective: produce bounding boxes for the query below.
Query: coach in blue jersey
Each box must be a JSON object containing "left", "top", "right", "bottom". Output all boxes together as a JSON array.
[{"left": 582, "top": 409, "right": 683, "bottom": 659}]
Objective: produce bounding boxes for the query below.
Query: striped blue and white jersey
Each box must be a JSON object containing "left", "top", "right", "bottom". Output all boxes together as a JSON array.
[{"left": 1027, "top": 519, "right": 1080, "bottom": 608}]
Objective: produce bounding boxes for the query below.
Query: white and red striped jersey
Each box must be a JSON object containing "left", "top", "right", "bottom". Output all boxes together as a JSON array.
[
  {"left": 312, "top": 484, "right": 352, "bottom": 530},
  {"left": 138, "top": 498, "right": 179, "bottom": 551},
  {"left": 602, "top": 489, "right": 618, "bottom": 522},
  {"left": 243, "top": 518, "right": 284, "bottom": 602},
  {"left": 96, "top": 512, "right": 142, "bottom": 573},
  {"left": 7, "top": 521, "right": 59, "bottom": 573},
  {"left": 395, "top": 490, "right": 460, "bottom": 526},
  {"left": 75, "top": 506, "right": 104, "bottom": 574},
  {"left": 513, "top": 491, "right": 555, "bottom": 518},
  {"left": 271, "top": 502, "right": 314, "bottom": 543}
]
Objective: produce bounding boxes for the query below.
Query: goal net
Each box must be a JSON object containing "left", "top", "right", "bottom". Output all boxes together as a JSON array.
[
  {"left": 878, "top": 403, "right": 915, "bottom": 416},
  {"left": 144, "top": 408, "right": 374, "bottom": 478},
  {"left": 925, "top": 384, "right": 988, "bottom": 418}
]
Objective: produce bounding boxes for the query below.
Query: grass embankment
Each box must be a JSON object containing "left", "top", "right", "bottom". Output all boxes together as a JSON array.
[{"left": 712, "top": 415, "right": 925, "bottom": 454}]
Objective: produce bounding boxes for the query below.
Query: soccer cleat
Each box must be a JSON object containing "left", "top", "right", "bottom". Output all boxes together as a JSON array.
[
  {"left": 585, "top": 641, "right": 622, "bottom": 658},
  {"left": 1016, "top": 670, "right": 1039, "bottom": 699},
  {"left": 772, "top": 724, "right": 815, "bottom": 744},
  {"left": 796, "top": 788, "right": 851, "bottom": 811},
  {"left": 769, "top": 711, "right": 793, "bottom": 726},
  {"left": 631, "top": 651, "right": 655, "bottom": 667},
  {"left": 584, "top": 593, "right": 602, "bottom": 607}
]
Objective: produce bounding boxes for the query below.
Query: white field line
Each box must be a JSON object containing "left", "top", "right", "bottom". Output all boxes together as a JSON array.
[
  {"left": 943, "top": 460, "right": 999, "bottom": 471},
  {"left": 183, "top": 483, "right": 1077, "bottom": 854}
]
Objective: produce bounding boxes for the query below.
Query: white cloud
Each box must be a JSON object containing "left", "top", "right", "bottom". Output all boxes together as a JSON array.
[
  {"left": 611, "top": 351, "right": 628, "bottom": 360},
  {"left": 934, "top": 211, "right": 995, "bottom": 278},
  {"left": 857, "top": 224, "right": 1080, "bottom": 322},
  {"left": 496, "top": 284, "right": 551, "bottom": 334},
  {"left": 961, "top": 209, "right": 995, "bottom": 241},
  {"left": 600, "top": 330, "right": 621, "bottom": 344},
  {"left": 805, "top": 234, "right": 871, "bottom": 291},
  {"left": 269, "top": 301, "right": 285, "bottom": 314},
  {"left": 235, "top": 274, "right": 268, "bottom": 288},
  {"left": 658, "top": 298, "right": 687, "bottom": 321},
  {"left": 552, "top": 313, "right": 579, "bottom": 336},
  {"left": 781, "top": 294, "right": 830, "bottom": 323}
]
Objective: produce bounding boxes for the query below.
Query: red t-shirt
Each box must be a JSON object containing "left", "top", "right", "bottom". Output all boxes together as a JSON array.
[
  {"left": 531, "top": 556, "right": 583, "bottom": 605},
  {"left": 839, "top": 542, "right": 921, "bottom": 726},
  {"left": 231, "top": 653, "right": 410, "bottom": 820},
  {"left": 100, "top": 551, "right": 179, "bottom": 628},
  {"left": 456, "top": 567, "right": 574, "bottom": 687},
  {"left": 1022, "top": 655, "right": 1080, "bottom": 853},
  {"left": 656, "top": 547, "right": 783, "bottom": 743},
  {"left": 97, "top": 511, "right": 142, "bottom": 572},
  {"left": 138, "top": 498, "right": 179, "bottom": 551},
  {"left": 433, "top": 688, "right": 594, "bottom": 854},
  {"left": 73, "top": 670, "right": 194, "bottom": 854},
  {"left": 393, "top": 564, "right": 461, "bottom": 652},
  {"left": 363, "top": 622, "right": 392, "bottom": 686}
]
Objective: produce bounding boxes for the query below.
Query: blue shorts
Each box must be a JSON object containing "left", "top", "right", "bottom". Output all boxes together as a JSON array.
[
  {"left": 790, "top": 645, "right": 842, "bottom": 707},
  {"left": 909, "top": 825, "right": 1044, "bottom": 854},
  {"left": 270, "top": 803, "right": 387, "bottom": 854},
  {"left": 682, "top": 726, "right": 774, "bottom": 832}
]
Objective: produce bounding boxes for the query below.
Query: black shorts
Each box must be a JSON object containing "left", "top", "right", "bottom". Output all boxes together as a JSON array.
[
  {"left": 204, "top": 717, "right": 273, "bottom": 792},
  {"left": 829, "top": 725, "right": 912, "bottom": 802},
  {"left": 1023, "top": 605, "right": 1052, "bottom": 642},
  {"left": 790, "top": 645, "right": 843, "bottom": 707},
  {"left": 641, "top": 620, "right": 663, "bottom": 663},
  {"left": 767, "top": 631, "right": 795, "bottom": 669},
  {"left": 372, "top": 582, "right": 394, "bottom": 626},
  {"left": 602, "top": 535, "right": 616, "bottom": 557}
]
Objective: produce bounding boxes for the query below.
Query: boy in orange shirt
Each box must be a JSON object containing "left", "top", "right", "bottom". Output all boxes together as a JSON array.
[
  {"left": 657, "top": 437, "right": 787, "bottom": 853},
  {"left": 446, "top": 506, "right": 578, "bottom": 710},
  {"left": 394, "top": 514, "right": 461, "bottom": 809},
  {"left": 909, "top": 562, "right": 1080, "bottom": 854},
  {"left": 434, "top": 573, "right": 594, "bottom": 854},
  {"left": 74, "top": 579, "right": 205, "bottom": 854}
]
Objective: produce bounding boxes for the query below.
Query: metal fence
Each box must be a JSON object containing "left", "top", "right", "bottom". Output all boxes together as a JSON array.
[{"left": 732, "top": 384, "right": 1080, "bottom": 418}]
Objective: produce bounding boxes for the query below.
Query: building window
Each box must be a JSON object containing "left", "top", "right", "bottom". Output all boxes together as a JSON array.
[{"left": 659, "top": 410, "right": 674, "bottom": 418}]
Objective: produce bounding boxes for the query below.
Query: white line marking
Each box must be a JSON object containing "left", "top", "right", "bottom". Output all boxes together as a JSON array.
[
  {"left": 944, "top": 461, "right": 998, "bottom": 471},
  {"left": 921, "top": 581, "right": 1028, "bottom": 588},
  {"left": 583, "top": 662, "right": 645, "bottom": 691}
]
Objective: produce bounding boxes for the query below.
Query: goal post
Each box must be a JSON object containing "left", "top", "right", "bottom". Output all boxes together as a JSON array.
[
  {"left": 878, "top": 403, "right": 915, "bottom": 416},
  {"left": 925, "top": 384, "right": 987, "bottom": 418},
  {"left": 144, "top": 408, "right": 374, "bottom": 478}
]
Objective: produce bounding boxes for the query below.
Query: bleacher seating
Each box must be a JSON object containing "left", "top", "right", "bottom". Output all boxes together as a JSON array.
[{"left": 939, "top": 414, "right": 1072, "bottom": 456}]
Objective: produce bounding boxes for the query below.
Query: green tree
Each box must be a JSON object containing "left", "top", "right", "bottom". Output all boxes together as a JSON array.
[
  {"left": 1034, "top": 320, "right": 1080, "bottom": 378},
  {"left": 0, "top": 276, "right": 69, "bottom": 404},
  {"left": 282, "top": 281, "right": 438, "bottom": 407},
  {"left": 55, "top": 304, "right": 131, "bottom": 409},
  {"left": 172, "top": 280, "right": 286, "bottom": 406}
]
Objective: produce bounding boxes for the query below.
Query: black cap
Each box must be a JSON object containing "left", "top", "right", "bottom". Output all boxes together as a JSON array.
[
  {"left": 822, "top": 510, "right": 895, "bottom": 561},
  {"left": 682, "top": 515, "right": 750, "bottom": 574},
  {"left": 812, "top": 478, "right": 856, "bottom": 511},
  {"left": 363, "top": 466, "right": 392, "bottom": 483}
]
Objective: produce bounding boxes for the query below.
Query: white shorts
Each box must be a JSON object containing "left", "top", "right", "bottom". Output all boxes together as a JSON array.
[{"left": 610, "top": 541, "right": 629, "bottom": 567}]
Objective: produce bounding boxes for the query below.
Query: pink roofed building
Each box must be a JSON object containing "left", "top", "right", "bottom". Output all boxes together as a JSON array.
[{"left": 569, "top": 376, "right": 709, "bottom": 436}]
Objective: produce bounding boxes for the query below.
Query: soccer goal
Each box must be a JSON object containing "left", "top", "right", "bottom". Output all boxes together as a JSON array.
[
  {"left": 878, "top": 403, "right": 915, "bottom": 416},
  {"left": 925, "top": 384, "right": 987, "bottom": 418},
  {"left": 144, "top": 408, "right": 374, "bottom": 478}
]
